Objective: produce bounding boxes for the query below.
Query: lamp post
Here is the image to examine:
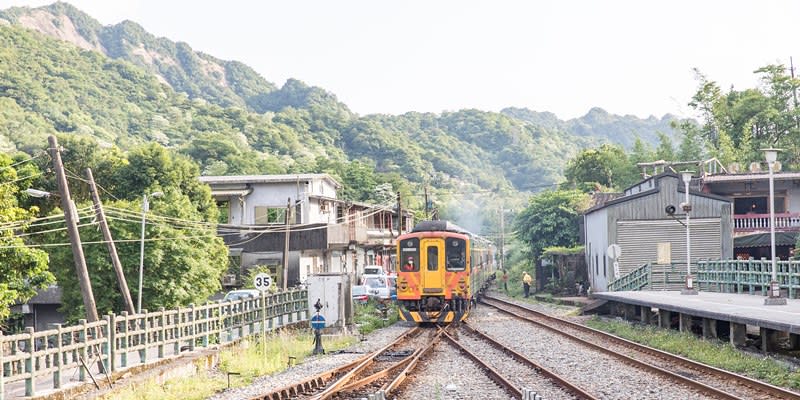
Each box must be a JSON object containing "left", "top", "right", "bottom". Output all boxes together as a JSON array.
[
  {"left": 138, "top": 191, "right": 163, "bottom": 313},
  {"left": 680, "top": 171, "right": 698, "bottom": 295},
  {"left": 762, "top": 148, "right": 787, "bottom": 305}
]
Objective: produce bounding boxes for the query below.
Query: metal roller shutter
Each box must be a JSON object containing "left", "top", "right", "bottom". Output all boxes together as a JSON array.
[{"left": 616, "top": 218, "right": 721, "bottom": 275}]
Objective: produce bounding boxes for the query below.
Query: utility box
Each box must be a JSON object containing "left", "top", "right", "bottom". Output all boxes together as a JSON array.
[{"left": 307, "top": 273, "right": 351, "bottom": 330}]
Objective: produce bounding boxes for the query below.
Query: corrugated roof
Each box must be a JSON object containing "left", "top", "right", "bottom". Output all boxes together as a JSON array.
[
  {"left": 199, "top": 174, "right": 342, "bottom": 187},
  {"left": 703, "top": 172, "right": 800, "bottom": 183}
]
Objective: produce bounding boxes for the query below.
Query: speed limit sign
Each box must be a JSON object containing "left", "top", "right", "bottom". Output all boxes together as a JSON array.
[{"left": 254, "top": 273, "right": 273, "bottom": 291}]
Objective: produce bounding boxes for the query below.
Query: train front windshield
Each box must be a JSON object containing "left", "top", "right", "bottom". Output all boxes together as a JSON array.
[{"left": 445, "top": 237, "right": 466, "bottom": 271}]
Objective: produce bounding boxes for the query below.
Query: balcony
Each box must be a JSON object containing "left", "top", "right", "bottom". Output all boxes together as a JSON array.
[{"left": 733, "top": 212, "right": 800, "bottom": 233}]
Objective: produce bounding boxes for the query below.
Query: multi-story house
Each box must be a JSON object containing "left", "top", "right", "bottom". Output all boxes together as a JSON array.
[
  {"left": 699, "top": 166, "right": 800, "bottom": 260},
  {"left": 199, "top": 174, "right": 413, "bottom": 288}
]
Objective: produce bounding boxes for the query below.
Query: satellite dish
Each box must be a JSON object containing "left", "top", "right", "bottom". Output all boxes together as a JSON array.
[
  {"left": 749, "top": 162, "right": 762, "bottom": 173},
  {"left": 727, "top": 163, "right": 740, "bottom": 173},
  {"left": 774, "top": 161, "right": 782, "bottom": 172}
]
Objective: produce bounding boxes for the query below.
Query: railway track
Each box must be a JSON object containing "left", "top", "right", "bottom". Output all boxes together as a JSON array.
[
  {"left": 441, "top": 323, "right": 596, "bottom": 399},
  {"left": 482, "top": 295, "right": 800, "bottom": 400},
  {"left": 247, "top": 326, "right": 444, "bottom": 400}
]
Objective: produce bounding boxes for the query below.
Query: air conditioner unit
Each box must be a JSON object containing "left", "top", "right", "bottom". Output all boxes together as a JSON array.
[{"left": 222, "top": 274, "right": 237, "bottom": 286}]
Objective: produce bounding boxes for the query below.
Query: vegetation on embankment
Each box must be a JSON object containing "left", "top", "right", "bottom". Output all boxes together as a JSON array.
[{"left": 586, "top": 317, "right": 800, "bottom": 390}]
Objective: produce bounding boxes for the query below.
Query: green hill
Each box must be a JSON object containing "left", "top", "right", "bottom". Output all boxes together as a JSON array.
[{"left": 0, "top": 2, "right": 683, "bottom": 210}]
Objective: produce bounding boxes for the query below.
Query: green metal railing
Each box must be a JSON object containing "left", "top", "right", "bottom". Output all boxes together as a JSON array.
[
  {"left": 696, "top": 259, "right": 800, "bottom": 298},
  {"left": 0, "top": 289, "right": 308, "bottom": 399},
  {"left": 607, "top": 263, "right": 651, "bottom": 292},
  {"left": 608, "top": 259, "right": 800, "bottom": 299}
]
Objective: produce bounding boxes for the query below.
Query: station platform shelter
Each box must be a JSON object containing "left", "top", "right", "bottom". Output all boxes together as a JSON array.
[{"left": 590, "top": 291, "right": 800, "bottom": 353}]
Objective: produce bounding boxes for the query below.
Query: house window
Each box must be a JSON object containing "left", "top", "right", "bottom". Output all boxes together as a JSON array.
[
  {"left": 603, "top": 256, "right": 607, "bottom": 277},
  {"left": 254, "top": 206, "right": 287, "bottom": 224}
]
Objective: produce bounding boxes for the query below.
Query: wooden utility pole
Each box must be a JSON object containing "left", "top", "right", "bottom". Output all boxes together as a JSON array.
[
  {"left": 282, "top": 197, "right": 291, "bottom": 290},
  {"left": 86, "top": 168, "right": 135, "bottom": 314},
  {"left": 49, "top": 136, "right": 98, "bottom": 322},
  {"left": 396, "top": 192, "right": 402, "bottom": 235},
  {"left": 424, "top": 186, "right": 429, "bottom": 220},
  {"left": 499, "top": 206, "right": 505, "bottom": 272}
]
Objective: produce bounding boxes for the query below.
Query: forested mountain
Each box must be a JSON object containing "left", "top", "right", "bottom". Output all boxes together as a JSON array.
[
  {"left": 502, "top": 107, "right": 680, "bottom": 149},
  {"left": 0, "top": 2, "right": 682, "bottom": 206}
]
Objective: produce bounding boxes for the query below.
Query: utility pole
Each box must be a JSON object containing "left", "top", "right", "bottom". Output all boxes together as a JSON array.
[
  {"left": 86, "top": 168, "right": 135, "bottom": 314},
  {"left": 396, "top": 192, "right": 402, "bottom": 236},
  {"left": 283, "top": 197, "right": 291, "bottom": 291},
  {"left": 49, "top": 136, "right": 98, "bottom": 322},
  {"left": 499, "top": 207, "right": 505, "bottom": 272},
  {"left": 424, "top": 186, "right": 429, "bottom": 220},
  {"left": 791, "top": 57, "right": 799, "bottom": 129}
]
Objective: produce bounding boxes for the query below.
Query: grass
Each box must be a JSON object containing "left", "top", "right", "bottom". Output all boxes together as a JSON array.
[
  {"left": 106, "top": 330, "right": 357, "bottom": 400},
  {"left": 586, "top": 317, "right": 800, "bottom": 389},
  {"left": 353, "top": 299, "right": 399, "bottom": 335}
]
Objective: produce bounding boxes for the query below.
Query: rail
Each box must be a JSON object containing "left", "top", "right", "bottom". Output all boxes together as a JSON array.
[{"left": 0, "top": 289, "right": 308, "bottom": 399}]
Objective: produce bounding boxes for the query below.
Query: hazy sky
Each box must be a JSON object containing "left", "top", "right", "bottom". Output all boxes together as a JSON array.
[{"left": 2, "top": 1, "right": 798, "bottom": 120}]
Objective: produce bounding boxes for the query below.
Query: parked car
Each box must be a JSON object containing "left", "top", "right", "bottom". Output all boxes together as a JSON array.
[
  {"left": 364, "top": 276, "right": 392, "bottom": 300},
  {"left": 352, "top": 285, "right": 369, "bottom": 305},
  {"left": 363, "top": 265, "right": 384, "bottom": 275},
  {"left": 223, "top": 289, "right": 261, "bottom": 302}
]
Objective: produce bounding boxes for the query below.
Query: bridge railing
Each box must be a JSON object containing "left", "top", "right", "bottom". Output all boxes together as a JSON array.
[{"left": 0, "top": 289, "right": 308, "bottom": 399}]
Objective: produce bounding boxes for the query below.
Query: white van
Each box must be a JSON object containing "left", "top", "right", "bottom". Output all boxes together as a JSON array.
[{"left": 363, "top": 265, "right": 384, "bottom": 275}]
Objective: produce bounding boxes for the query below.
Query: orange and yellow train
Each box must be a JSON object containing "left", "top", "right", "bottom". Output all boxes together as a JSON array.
[{"left": 395, "top": 220, "right": 495, "bottom": 323}]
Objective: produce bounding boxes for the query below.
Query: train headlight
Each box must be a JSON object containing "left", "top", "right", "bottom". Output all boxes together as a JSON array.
[
  {"left": 398, "top": 279, "right": 409, "bottom": 291},
  {"left": 457, "top": 277, "right": 467, "bottom": 291}
]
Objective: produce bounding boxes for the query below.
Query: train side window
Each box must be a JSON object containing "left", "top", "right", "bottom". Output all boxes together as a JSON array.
[
  {"left": 445, "top": 238, "right": 466, "bottom": 271},
  {"left": 427, "top": 247, "right": 438, "bottom": 271}
]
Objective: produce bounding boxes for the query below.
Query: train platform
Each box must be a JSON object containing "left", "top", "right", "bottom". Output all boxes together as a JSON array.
[{"left": 589, "top": 290, "right": 800, "bottom": 352}]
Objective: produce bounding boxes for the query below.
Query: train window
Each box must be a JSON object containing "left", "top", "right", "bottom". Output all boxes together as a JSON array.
[
  {"left": 445, "top": 238, "right": 466, "bottom": 271},
  {"left": 427, "top": 247, "right": 438, "bottom": 271},
  {"left": 400, "top": 238, "right": 420, "bottom": 272}
]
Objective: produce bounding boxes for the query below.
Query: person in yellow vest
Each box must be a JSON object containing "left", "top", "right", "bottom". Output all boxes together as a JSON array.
[{"left": 522, "top": 271, "right": 533, "bottom": 298}]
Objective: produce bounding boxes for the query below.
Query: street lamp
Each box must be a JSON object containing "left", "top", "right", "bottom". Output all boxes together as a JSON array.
[
  {"left": 762, "top": 148, "right": 787, "bottom": 305},
  {"left": 137, "top": 191, "right": 163, "bottom": 313},
  {"left": 680, "top": 171, "right": 698, "bottom": 295}
]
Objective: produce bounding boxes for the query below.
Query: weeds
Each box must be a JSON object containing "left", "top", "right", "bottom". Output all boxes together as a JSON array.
[{"left": 586, "top": 317, "right": 800, "bottom": 389}]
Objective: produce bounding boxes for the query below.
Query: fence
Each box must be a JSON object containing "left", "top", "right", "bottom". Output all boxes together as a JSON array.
[
  {"left": 0, "top": 289, "right": 308, "bottom": 399},
  {"left": 608, "top": 259, "right": 800, "bottom": 299}
]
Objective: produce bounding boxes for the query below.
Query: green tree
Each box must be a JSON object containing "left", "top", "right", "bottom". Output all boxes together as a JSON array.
[
  {"left": 513, "top": 189, "right": 589, "bottom": 260},
  {"left": 43, "top": 192, "right": 227, "bottom": 321},
  {"left": 0, "top": 154, "right": 54, "bottom": 321},
  {"left": 564, "top": 144, "right": 639, "bottom": 190},
  {"left": 655, "top": 132, "right": 676, "bottom": 161}
]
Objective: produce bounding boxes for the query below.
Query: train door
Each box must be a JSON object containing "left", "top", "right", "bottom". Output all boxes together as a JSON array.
[{"left": 421, "top": 239, "right": 444, "bottom": 293}]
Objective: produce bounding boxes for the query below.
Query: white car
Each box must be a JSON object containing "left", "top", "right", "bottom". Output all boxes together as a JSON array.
[
  {"left": 364, "top": 276, "right": 392, "bottom": 300},
  {"left": 363, "top": 265, "right": 385, "bottom": 275},
  {"left": 223, "top": 289, "right": 261, "bottom": 301}
]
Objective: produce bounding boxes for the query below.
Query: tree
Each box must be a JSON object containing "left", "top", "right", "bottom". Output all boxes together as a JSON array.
[
  {"left": 513, "top": 189, "right": 589, "bottom": 260},
  {"left": 0, "top": 154, "right": 54, "bottom": 322},
  {"left": 42, "top": 192, "right": 228, "bottom": 321},
  {"left": 564, "top": 144, "right": 639, "bottom": 191}
]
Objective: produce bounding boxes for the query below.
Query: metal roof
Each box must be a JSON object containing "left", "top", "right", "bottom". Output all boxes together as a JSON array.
[
  {"left": 703, "top": 172, "right": 800, "bottom": 183},
  {"left": 199, "top": 174, "right": 342, "bottom": 188}
]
